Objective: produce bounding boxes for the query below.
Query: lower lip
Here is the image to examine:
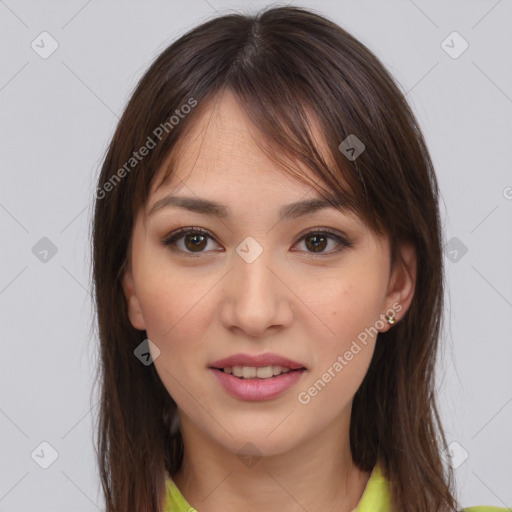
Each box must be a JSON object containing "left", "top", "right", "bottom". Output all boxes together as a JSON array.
[{"left": 210, "top": 368, "right": 306, "bottom": 401}]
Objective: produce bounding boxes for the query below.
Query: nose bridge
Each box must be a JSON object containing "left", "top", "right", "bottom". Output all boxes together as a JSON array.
[
  {"left": 234, "top": 236, "right": 277, "bottom": 305},
  {"left": 222, "top": 236, "right": 290, "bottom": 334}
]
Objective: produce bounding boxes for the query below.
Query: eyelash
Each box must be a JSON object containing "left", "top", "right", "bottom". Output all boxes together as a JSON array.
[{"left": 161, "top": 226, "right": 353, "bottom": 257}]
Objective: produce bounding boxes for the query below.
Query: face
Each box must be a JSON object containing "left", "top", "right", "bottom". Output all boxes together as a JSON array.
[{"left": 122, "top": 90, "right": 416, "bottom": 459}]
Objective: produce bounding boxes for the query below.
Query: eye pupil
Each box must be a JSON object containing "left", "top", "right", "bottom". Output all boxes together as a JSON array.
[
  {"left": 305, "top": 234, "right": 327, "bottom": 252},
  {"left": 185, "top": 234, "right": 207, "bottom": 251}
]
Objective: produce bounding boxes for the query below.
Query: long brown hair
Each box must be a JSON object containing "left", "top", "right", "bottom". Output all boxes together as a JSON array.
[{"left": 91, "top": 6, "right": 457, "bottom": 511}]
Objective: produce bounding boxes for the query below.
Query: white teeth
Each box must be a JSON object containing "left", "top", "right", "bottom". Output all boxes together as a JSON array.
[
  {"left": 224, "top": 365, "right": 295, "bottom": 379},
  {"left": 242, "top": 366, "right": 257, "bottom": 378},
  {"left": 231, "top": 366, "right": 242, "bottom": 377},
  {"left": 256, "top": 366, "right": 273, "bottom": 378}
]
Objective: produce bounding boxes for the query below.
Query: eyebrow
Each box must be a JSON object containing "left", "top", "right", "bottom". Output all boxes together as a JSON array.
[{"left": 148, "top": 195, "right": 346, "bottom": 221}]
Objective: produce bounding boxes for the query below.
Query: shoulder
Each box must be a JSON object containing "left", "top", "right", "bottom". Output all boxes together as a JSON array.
[
  {"left": 365, "top": 464, "right": 510, "bottom": 512},
  {"left": 461, "top": 507, "right": 511, "bottom": 511}
]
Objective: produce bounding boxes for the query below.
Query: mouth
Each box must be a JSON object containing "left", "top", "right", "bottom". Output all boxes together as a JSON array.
[
  {"left": 209, "top": 353, "right": 307, "bottom": 377},
  {"left": 211, "top": 365, "right": 306, "bottom": 380}
]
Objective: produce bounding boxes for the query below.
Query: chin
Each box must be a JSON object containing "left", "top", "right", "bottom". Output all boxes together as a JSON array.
[{"left": 211, "top": 427, "right": 303, "bottom": 460}]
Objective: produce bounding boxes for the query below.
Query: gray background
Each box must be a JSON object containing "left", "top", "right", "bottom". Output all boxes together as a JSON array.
[{"left": 1, "top": 0, "right": 511, "bottom": 510}]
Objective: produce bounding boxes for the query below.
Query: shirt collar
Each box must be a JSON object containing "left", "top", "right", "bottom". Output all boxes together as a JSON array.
[
  {"left": 165, "top": 462, "right": 392, "bottom": 512},
  {"left": 352, "top": 462, "right": 392, "bottom": 511}
]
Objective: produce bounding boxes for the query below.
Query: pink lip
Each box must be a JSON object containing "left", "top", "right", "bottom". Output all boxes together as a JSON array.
[
  {"left": 210, "top": 367, "right": 306, "bottom": 401},
  {"left": 209, "top": 353, "right": 306, "bottom": 370}
]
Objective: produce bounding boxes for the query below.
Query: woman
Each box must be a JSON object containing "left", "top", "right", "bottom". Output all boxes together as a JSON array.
[{"left": 91, "top": 6, "right": 506, "bottom": 511}]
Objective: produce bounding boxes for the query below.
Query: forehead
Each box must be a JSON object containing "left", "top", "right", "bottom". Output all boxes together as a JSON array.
[
  {"left": 141, "top": 96, "right": 370, "bottom": 238},
  {"left": 150, "top": 90, "right": 340, "bottom": 200}
]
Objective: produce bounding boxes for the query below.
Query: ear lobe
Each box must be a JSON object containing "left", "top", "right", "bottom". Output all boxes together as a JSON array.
[
  {"left": 122, "top": 267, "right": 146, "bottom": 331},
  {"left": 381, "top": 242, "right": 417, "bottom": 331}
]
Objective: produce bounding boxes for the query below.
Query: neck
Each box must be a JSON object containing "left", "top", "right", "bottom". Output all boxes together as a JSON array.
[{"left": 171, "top": 412, "right": 371, "bottom": 512}]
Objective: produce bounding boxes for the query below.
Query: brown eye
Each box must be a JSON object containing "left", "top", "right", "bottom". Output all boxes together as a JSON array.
[
  {"left": 183, "top": 233, "right": 208, "bottom": 252},
  {"left": 304, "top": 233, "right": 328, "bottom": 253},
  {"left": 162, "top": 227, "right": 219, "bottom": 254},
  {"left": 294, "top": 230, "right": 351, "bottom": 255},
  {"left": 162, "top": 227, "right": 352, "bottom": 257}
]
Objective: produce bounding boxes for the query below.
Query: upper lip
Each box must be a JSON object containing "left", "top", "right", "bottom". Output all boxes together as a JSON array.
[{"left": 209, "top": 353, "right": 306, "bottom": 370}]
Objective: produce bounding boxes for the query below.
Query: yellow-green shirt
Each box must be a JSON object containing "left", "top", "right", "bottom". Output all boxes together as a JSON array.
[{"left": 163, "top": 463, "right": 509, "bottom": 511}]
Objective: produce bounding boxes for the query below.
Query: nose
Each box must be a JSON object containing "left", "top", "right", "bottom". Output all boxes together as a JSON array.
[{"left": 219, "top": 242, "right": 293, "bottom": 337}]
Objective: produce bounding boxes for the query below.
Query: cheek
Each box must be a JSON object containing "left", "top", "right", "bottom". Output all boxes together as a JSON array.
[
  {"left": 313, "top": 271, "right": 385, "bottom": 349},
  {"left": 134, "top": 251, "right": 215, "bottom": 344},
  {"left": 314, "top": 294, "right": 378, "bottom": 384},
  {"left": 297, "top": 272, "right": 383, "bottom": 405},
  {"left": 297, "top": 282, "right": 379, "bottom": 421},
  {"left": 137, "top": 270, "right": 212, "bottom": 397},
  {"left": 296, "top": 341, "right": 374, "bottom": 435}
]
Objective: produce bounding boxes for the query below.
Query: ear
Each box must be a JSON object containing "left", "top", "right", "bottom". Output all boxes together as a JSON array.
[
  {"left": 122, "top": 265, "right": 147, "bottom": 331},
  {"left": 379, "top": 242, "right": 417, "bottom": 333}
]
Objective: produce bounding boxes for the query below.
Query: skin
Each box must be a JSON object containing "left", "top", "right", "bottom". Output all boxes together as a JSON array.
[{"left": 122, "top": 90, "right": 416, "bottom": 512}]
